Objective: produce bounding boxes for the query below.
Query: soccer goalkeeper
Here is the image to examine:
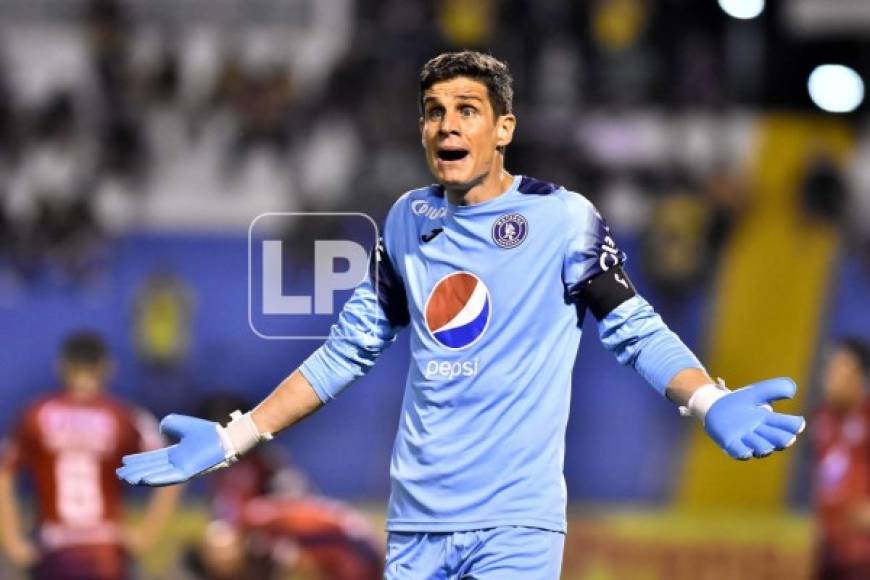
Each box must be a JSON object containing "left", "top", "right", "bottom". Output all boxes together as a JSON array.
[{"left": 118, "top": 51, "right": 806, "bottom": 579}]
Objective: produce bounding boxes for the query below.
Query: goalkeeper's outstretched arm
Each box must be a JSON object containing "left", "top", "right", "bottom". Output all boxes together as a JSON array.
[
  {"left": 117, "top": 271, "right": 403, "bottom": 487},
  {"left": 582, "top": 266, "right": 806, "bottom": 460},
  {"left": 250, "top": 369, "right": 322, "bottom": 435}
]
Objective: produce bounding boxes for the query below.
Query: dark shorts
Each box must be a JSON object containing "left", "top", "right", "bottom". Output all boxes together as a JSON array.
[{"left": 32, "top": 545, "right": 129, "bottom": 580}]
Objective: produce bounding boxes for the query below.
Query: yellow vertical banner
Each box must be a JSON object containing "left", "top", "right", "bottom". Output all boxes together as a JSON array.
[{"left": 677, "top": 116, "right": 852, "bottom": 511}]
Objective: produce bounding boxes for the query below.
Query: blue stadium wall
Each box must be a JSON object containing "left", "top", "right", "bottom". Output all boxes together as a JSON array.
[{"left": 3, "top": 231, "right": 865, "bottom": 504}]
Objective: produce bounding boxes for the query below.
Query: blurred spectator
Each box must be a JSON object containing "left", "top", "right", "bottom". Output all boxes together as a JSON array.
[
  {"left": 641, "top": 175, "right": 713, "bottom": 295},
  {"left": 802, "top": 152, "right": 848, "bottom": 224},
  {"left": 810, "top": 338, "right": 870, "bottom": 580},
  {"left": 228, "top": 66, "right": 294, "bottom": 163},
  {"left": 86, "top": 0, "right": 131, "bottom": 116},
  {"left": 703, "top": 165, "right": 746, "bottom": 257},
  {"left": 0, "top": 57, "right": 17, "bottom": 163},
  {"left": 6, "top": 92, "right": 104, "bottom": 284}
]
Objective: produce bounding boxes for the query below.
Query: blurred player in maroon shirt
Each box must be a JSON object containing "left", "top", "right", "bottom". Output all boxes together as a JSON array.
[
  {"left": 811, "top": 337, "right": 870, "bottom": 580},
  {"left": 189, "top": 404, "right": 382, "bottom": 580},
  {"left": 239, "top": 493, "right": 384, "bottom": 580},
  {"left": 181, "top": 393, "right": 382, "bottom": 579},
  {"left": 184, "top": 494, "right": 383, "bottom": 580},
  {"left": 0, "top": 331, "right": 182, "bottom": 580}
]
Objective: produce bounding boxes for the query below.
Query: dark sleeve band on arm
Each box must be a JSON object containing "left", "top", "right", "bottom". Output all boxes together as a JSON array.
[
  {"left": 575, "top": 266, "right": 637, "bottom": 320},
  {"left": 369, "top": 237, "right": 410, "bottom": 328}
]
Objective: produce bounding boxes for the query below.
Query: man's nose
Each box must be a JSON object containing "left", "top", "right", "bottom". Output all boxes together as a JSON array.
[{"left": 439, "top": 111, "right": 460, "bottom": 135}]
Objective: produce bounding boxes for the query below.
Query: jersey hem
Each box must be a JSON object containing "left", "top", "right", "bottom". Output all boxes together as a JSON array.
[{"left": 385, "top": 516, "right": 567, "bottom": 534}]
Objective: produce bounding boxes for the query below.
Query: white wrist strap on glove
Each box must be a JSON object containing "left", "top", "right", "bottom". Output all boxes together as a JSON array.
[
  {"left": 679, "top": 378, "right": 774, "bottom": 424},
  {"left": 216, "top": 411, "right": 274, "bottom": 463},
  {"left": 679, "top": 379, "right": 730, "bottom": 424}
]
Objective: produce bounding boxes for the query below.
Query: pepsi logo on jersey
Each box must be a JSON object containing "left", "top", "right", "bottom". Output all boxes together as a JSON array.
[
  {"left": 424, "top": 358, "right": 480, "bottom": 380},
  {"left": 424, "top": 272, "right": 491, "bottom": 350}
]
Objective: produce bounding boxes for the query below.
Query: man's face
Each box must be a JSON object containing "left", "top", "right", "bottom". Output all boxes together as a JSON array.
[
  {"left": 823, "top": 347, "right": 865, "bottom": 409},
  {"left": 420, "top": 76, "right": 515, "bottom": 189},
  {"left": 61, "top": 361, "right": 109, "bottom": 401}
]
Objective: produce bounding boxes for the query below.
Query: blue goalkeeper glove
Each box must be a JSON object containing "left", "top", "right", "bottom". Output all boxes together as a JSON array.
[
  {"left": 116, "top": 412, "right": 271, "bottom": 486},
  {"left": 681, "top": 377, "right": 806, "bottom": 460}
]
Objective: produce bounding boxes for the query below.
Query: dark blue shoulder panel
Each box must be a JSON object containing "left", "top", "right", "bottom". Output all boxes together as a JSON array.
[{"left": 518, "top": 176, "right": 560, "bottom": 195}]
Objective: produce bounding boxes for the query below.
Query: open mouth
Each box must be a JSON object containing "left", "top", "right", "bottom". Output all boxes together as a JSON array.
[{"left": 437, "top": 148, "right": 469, "bottom": 161}]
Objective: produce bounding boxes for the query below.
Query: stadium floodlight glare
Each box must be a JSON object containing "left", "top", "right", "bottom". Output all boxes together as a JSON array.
[
  {"left": 808, "top": 64, "right": 865, "bottom": 114},
  {"left": 718, "top": 0, "right": 765, "bottom": 20}
]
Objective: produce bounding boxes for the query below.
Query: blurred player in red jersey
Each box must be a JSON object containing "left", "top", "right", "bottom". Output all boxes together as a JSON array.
[
  {"left": 181, "top": 468, "right": 383, "bottom": 580},
  {"left": 183, "top": 496, "right": 383, "bottom": 580},
  {"left": 181, "top": 401, "right": 382, "bottom": 580},
  {"left": 239, "top": 493, "right": 384, "bottom": 580},
  {"left": 811, "top": 337, "right": 870, "bottom": 580},
  {"left": 0, "top": 331, "right": 182, "bottom": 580}
]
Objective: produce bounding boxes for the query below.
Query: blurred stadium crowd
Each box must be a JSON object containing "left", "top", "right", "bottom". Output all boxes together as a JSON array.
[{"left": 1, "top": 0, "right": 868, "bottom": 293}]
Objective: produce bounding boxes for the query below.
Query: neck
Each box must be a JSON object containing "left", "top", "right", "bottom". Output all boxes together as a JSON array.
[
  {"left": 829, "top": 392, "right": 864, "bottom": 413},
  {"left": 445, "top": 163, "right": 513, "bottom": 206},
  {"left": 64, "top": 389, "right": 101, "bottom": 403}
]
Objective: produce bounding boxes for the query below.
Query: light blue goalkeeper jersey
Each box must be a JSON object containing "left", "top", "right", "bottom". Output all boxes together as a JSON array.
[{"left": 300, "top": 174, "right": 701, "bottom": 533}]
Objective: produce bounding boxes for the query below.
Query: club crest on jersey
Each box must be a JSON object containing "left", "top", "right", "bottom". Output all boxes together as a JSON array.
[
  {"left": 424, "top": 272, "right": 491, "bottom": 350},
  {"left": 491, "top": 213, "right": 528, "bottom": 249}
]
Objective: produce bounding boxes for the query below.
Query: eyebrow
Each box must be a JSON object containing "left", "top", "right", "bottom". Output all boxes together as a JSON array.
[{"left": 423, "top": 94, "right": 485, "bottom": 105}]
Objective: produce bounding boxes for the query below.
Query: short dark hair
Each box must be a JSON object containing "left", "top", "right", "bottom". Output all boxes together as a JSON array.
[
  {"left": 61, "top": 331, "right": 109, "bottom": 365},
  {"left": 419, "top": 51, "right": 514, "bottom": 118},
  {"left": 837, "top": 337, "right": 870, "bottom": 377}
]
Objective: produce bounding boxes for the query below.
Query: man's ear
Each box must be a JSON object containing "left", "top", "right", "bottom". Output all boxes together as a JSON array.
[
  {"left": 419, "top": 117, "right": 425, "bottom": 148},
  {"left": 496, "top": 114, "right": 516, "bottom": 148}
]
